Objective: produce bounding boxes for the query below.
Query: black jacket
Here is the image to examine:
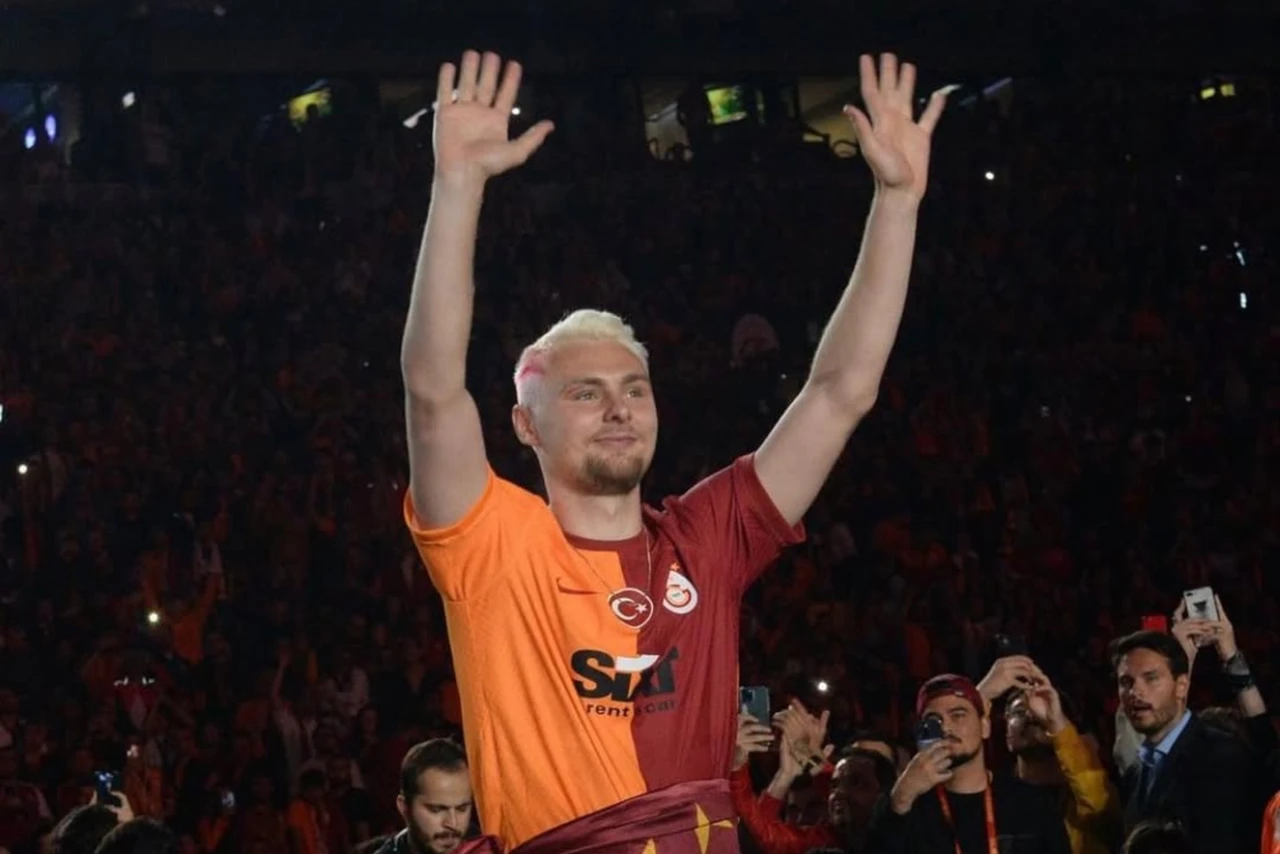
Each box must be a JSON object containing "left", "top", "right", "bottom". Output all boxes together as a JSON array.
[
  {"left": 1121, "top": 713, "right": 1255, "bottom": 854},
  {"left": 866, "top": 773, "right": 1071, "bottom": 854}
]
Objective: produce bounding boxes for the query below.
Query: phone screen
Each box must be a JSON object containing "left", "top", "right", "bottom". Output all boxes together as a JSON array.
[
  {"left": 915, "top": 714, "right": 944, "bottom": 750},
  {"left": 1141, "top": 615, "right": 1169, "bottom": 633},
  {"left": 739, "top": 686, "right": 770, "bottom": 723},
  {"left": 94, "top": 771, "right": 121, "bottom": 808},
  {"left": 995, "top": 634, "right": 1029, "bottom": 657}
]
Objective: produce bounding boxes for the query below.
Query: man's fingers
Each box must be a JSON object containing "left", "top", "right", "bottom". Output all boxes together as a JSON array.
[
  {"left": 926, "top": 742, "right": 951, "bottom": 759},
  {"left": 494, "top": 60, "right": 524, "bottom": 114},
  {"left": 879, "top": 53, "right": 899, "bottom": 93},
  {"left": 436, "top": 62, "right": 457, "bottom": 108},
  {"left": 511, "top": 120, "right": 554, "bottom": 164},
  {"left": 457, "top": 50, "right": 480, "bottom": 101},
  {"left": 476, "top": 52, "right": 502, "bottom": 106},
  {"left": 896, "top": 62, "right": 917, "bottom": 106},
  {"left": 918, "top": 86, "right": 951, "bottom": 134},
  {"left": 844, "top": 105, "right": 877, "bottom": 157},
  {"left": 858, "top": 55, "right": 881, "bottom": 123}
]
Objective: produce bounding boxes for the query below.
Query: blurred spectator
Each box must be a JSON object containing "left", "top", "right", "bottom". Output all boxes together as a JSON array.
[
  {"left": 1112, "top": 630, "right": 1252, "bottom": 853},
  {"left": 387, "top": 739, "right": 473, "bottom": 854},
  {"left": 95, "top": 817, "right": 180, "bottom": 854},
  {"left": 987, "top": 657, "right": 1121, "bottom": 854},
  {"left": 46, "top": 803, "right": 118, "bottom": 854},
  {"left": 867, "top": 674, "right": 1069, "bottom": 853},
  {"left": 1121, "top": 820, "right": 1193, "bottom": 854}
]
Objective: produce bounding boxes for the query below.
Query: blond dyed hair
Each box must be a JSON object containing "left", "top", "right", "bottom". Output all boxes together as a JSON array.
[{"left": 513, "top": 309, "right": 649, "bottom": 405}]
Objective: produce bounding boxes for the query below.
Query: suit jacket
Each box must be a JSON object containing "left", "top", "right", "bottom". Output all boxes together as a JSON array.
[{"left": 1121, "top": 714, "right": 1254, "bottom": 854}]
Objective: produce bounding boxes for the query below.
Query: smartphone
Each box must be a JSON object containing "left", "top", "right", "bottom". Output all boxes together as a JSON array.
[
  {"left": 739, "top": 685, "right": 770, "bottom": 723},
  {"left": 915, "top": 714, "right": 944, "bottom": 751},
  {"left": 995, "top": 634, "right": 1029, "bottom": 657},
  {"left": 1141, "top": 614, "right": 1169, "bottom": 633},
  {"left": 1182, "top": 587, "right": 1219, "bottom": 622},
  {"left": 94, "top": 770, "right": 121, "bottom": 808},
  {"left": 220, "top": 789, "right": 236, "bottom": 810}
]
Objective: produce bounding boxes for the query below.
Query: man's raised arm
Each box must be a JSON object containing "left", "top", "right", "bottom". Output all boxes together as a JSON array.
[
  {"left": 402, "top": 51, "right": 553, "bottom": 528},
  {"left": 755, "top": 53, "right": 950, "bottom": 526}
]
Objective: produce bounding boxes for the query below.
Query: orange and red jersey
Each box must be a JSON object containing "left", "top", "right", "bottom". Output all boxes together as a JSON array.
[{"left": 406, "top": 454, "right": 802, "bottom": 852}]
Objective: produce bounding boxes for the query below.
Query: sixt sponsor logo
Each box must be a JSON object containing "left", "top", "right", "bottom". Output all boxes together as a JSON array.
[{"left": 570, "top": 647, "right": 680, "bottom": 717}]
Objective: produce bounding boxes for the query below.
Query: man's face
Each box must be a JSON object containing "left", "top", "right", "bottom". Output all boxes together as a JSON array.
[
  {"left": 513, "top": 340, "right": 658, "bottom": 497},
  {"left": 398, "top": 768, "right": 474, "bottom": 854},
  {"left": 1005, "top": 693, "right": 1052, "bottom": 756},
  {"left": 326, "top": 757, "right": 351, "bottom": 792},
  {"left": 1118, "top": 647, "right": 1188, "bottom": 737},
  {"left": 828, "top": 756, "right": 883, "bottom": 830},
  {"left": 924, "top": 695, "right": 989, "bottom": 769}
]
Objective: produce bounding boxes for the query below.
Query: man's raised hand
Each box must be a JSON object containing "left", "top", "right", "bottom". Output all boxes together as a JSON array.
[
  {"left": 844, "top": 53, "right": 952, "bottom": 201},
  {"left": 433, "top": 51, "right": 555, "bottom": 184}
]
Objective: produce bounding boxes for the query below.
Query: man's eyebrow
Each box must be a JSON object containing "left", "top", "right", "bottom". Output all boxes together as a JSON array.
[{"left": 561, "top": 373, "right": 650, "bottom": 388}]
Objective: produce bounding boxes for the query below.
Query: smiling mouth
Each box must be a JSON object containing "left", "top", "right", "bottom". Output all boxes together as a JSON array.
[{"left": 595, "top": 436, "right": 638, "bottom": 447}]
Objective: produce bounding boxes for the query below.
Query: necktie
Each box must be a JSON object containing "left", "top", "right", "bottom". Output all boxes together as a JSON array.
[{"left": 1138, "top": 745, "right": 1162, "bottom": 803}]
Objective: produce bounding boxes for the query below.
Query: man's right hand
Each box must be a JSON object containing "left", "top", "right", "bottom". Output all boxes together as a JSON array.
[
  {"left": 433, "top": 51, "right": 555, "bottom": 185},
  {"left": 977, "top": 655, "right": 1046, "bottom": 701},
  {"left": 733, "top": 714, "right": 774, "bottom": 771},
  {"left": 889, "top": 742, "right": 952, "bottom": 814}
]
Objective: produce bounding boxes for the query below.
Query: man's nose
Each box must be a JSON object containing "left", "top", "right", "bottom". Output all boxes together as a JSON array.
[{"left": 603, "top": 394, "right": 632, "bottom": 422}]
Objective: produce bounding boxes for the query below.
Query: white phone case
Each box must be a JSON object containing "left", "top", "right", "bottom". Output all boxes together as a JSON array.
[{"left": 1183, "top": 586, "right": 1219, "bottom": 622}]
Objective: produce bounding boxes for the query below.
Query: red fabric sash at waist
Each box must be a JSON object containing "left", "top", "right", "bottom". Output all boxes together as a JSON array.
[{"left": 454, "top": 779, "right": 737, "bottom": 854}]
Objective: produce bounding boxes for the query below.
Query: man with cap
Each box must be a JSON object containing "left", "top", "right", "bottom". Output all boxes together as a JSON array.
[{"left": 865, "top": 674, "right": 1071, "bottom": 854}]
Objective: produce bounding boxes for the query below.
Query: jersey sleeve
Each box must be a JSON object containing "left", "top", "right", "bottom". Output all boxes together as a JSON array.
[
  {"left": 663, "top": 453, "right": 805, "bottom": 593},
  {"left": 403, "top": 468, "right": 542, "bottom": 602}
]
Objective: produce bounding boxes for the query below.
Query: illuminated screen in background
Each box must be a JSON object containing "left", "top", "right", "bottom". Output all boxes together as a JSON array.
[
  {"left": 705, "top": 85, "right": 749, "bottom": 126},
  {"left": 288, "top": 88, "right": 332, "bottom": 126}
]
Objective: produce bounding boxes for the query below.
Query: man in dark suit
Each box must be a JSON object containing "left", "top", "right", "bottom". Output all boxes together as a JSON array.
[{"left": 1111, "top": 630, "right": 1255, "bottom": 854}]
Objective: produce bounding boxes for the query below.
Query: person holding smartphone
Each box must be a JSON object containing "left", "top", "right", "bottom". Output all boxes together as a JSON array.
[{"left": 866, "top": 674, "right": 1070, "bottom": 854}]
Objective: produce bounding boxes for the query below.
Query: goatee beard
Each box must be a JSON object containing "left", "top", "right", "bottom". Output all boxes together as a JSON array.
[
  {"left": 949, "top": 748, "right": 980, "bottom": 769},
  {"left": 580, "top": 455, "right": 645, "bottom": 496}
]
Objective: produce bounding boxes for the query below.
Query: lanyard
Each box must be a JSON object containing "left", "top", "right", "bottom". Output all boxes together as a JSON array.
[{"left": 936, "top": 784, "right": 998, "bottom": 854}]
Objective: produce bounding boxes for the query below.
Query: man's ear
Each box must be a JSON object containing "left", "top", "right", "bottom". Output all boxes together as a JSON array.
[
  {"left": 396, "top": 793, "right": 408, "bottom": 824},
  {"left": 1174, "top": 673, "right": 1191, "bottom": 704},
  {"left": 512, "top": 404, "right": 540, "bottom": 448},
  {"left": 980, "top": 714, "right": 992, "bottom": 741}
]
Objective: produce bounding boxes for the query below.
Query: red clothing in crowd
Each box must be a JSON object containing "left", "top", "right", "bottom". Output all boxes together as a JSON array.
[{"left": 728, "top": 766, "right": 836, "bottom": 854}]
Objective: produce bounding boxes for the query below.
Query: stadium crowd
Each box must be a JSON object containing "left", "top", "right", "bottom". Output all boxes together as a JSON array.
[{"left": 0, "top": 63, "right": 1277, "bottom": 854}]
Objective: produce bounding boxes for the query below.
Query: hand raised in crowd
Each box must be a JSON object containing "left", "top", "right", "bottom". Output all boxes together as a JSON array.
[
  {"left": 844, "top": 53, "right": 951, "bottom": 201},
  {"left": 889, "top": 742, "right": 953, "bottom": 815},
  {"left": 733, "top": 713, "right": 774, "bottom": 771},
  {"left": 432, "top": 51, "right": 555, "bottom": 184},
  {"left": 1171, "top": 595, "right": 1239, "bottom": 664},
  {"left": 977, "top": 655, "right": 1047, "bottom": 701},
  {"left": 1023, "top": 677, "right": 1070, "bottom": 736},
  {"left": 89, "top": 789, "right": 135, "bottom": 825},
  {"left": 773, "top": 700, "right": 833, "bottom": 775}
]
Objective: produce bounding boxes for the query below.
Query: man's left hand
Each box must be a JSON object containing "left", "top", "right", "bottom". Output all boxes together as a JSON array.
[
  {"left": 1025, "top": 680, "right": 1069, "bottom": 737},
  {"left": 845, "top": 53, "right": 952, "bottom": 201},
  {"left": 1209, "top": 595, "right": 1239, "bottom": 662}
]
